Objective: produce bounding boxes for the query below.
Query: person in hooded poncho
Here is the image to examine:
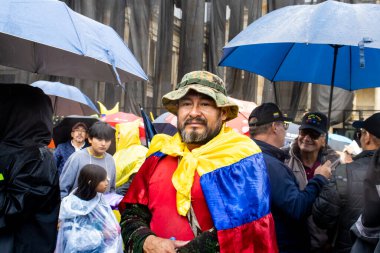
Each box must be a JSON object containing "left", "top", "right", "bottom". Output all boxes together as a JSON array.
[
  {"left": 0, "top": 83, "right": 61, "bottom": 253},
  {"left": 56, "top": 164, "right": 122, "bottom": 253}
]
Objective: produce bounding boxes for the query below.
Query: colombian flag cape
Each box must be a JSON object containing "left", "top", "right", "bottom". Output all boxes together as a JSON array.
[{"left": 120, "top": 126, "right": 277, "bottom": 252}]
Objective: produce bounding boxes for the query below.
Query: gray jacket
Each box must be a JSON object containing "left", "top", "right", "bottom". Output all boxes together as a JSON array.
[{"left": 284, "top": 140, "right": 339, "bottom": 251}]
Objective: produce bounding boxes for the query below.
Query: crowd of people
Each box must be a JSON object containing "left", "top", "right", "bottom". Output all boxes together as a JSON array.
[{"left": 1, "top": 72, "right": 380, "bottom": 253}]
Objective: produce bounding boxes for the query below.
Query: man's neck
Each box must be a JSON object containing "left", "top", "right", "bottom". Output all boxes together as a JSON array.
[
  {"left": 300, "top": 151, "right": 318, "bottom": 167},
  {"left": 71, "top": 140, "right": 85, "bottom": 149},
  {"left": 186, "top": 143, "right": 201, "bottom": 151},
  {"left": 87, "top": 147, "right": 104, "bottom": 158},
  {"left": 363, "top": 143, "right": 380, "bottom": 151},
  {"left": 254, "top": 134, "right": 280, "bottom": 148}
]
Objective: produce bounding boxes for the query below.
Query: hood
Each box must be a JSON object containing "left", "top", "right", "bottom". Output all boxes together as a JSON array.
[
  {"left": 59, "top": 191, "right": 102, "bottom": 219},
  {"left": 0, "top": 83, "right": 53, "bottom": 147}
]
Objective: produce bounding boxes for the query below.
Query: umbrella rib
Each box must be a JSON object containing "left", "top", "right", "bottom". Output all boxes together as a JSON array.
[
  {"left": 63, "top": 4, "right": 86, "bottom": 54},
  {"left": 271, "top": 43, "right": 296, "bottom": 82}
]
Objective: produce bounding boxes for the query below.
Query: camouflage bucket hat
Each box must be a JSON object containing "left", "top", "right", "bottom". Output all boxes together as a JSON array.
[{"left": 162, "top": 71, "right": 239, "bottom": 121}]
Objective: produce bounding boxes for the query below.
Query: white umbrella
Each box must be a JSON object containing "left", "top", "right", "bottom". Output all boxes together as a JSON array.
[{"left": 0, "top": 0, "right": 148, "bottom": 84}]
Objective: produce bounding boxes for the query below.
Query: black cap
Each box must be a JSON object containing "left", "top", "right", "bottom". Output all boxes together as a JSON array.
[
  {"left": 352, "top": 112, "right": 380, "bottom": 138},
  {"left": 299, "top": 112, "right": 328, "bottom": 134},
  {"left": 249, "top": 103, "right": 293, "bottom": 126}
]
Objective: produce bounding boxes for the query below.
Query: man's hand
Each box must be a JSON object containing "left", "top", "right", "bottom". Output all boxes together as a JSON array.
[
  {"left": 143, "top": 235, "right": 189, "bottom": 253},
  {"left": 314, "top": 160, "right": 332, "bottom": 180}
]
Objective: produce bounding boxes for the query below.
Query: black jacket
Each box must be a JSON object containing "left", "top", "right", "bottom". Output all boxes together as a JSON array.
[
  {"left": 350, "top": 148, "right": 380, "bottom": 253},
  {"left": 254, "top": 139, "right": 328, "bottom": 253},
  {"left": 313, "top": 150, "right": 376, "bottom": 253},
  {"left": 0, "top": 84, "right": 60, "bottom": 253}
]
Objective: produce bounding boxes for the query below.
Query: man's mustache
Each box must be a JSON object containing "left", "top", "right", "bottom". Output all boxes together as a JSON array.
[{"left": 184, "top": 117, "right": 207, "bottom": 126}]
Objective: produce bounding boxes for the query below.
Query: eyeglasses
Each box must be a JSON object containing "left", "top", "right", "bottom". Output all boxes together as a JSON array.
[
  {"left": 299, "top": 129, "right": 322, "bottom": 140},
  {"left": 272, "top": 121, "right": 289, "bottom": 130},
  {"left": 355, "top": 129, "right": 365, "bottom": 140},
  {"left": 281, "top": 122, "right": 289, "bottom": 130}
]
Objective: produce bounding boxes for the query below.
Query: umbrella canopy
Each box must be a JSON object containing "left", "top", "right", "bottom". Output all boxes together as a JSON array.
[
  {"left": 219, "top": 1, "right": 380, "bottom": 124},
  {"left": 101, "top": 112, "right": 142, "bottom": 127},
  {"left": 152, "top": 112, "right": 178, "bottom": 136},
  {"left": 31, "top": 81, "right": 99, "bottom": 116},
  {"left": 102, "top": 112, "right": 145, "bottom": 149},
  {"left": 0, "top": 0, "right": 148, "bottom": 84},
  {"left": 53, "top": 115, "right": 100, "bottom": 146}
]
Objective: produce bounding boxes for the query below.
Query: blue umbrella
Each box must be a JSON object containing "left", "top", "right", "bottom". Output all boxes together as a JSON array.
[
  {"left": 31, "top": 81, "right": 99, "bottom": 116},
  {"left": 219, "top": 1, "right": 380, "bottom": 125},
  {"left": 0, "top": 0, "right": 148, "bottom": 84}
]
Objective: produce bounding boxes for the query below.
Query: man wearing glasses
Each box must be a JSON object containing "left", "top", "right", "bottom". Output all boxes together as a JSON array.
[
  {"left": 54, "top": 122, "right": 89, "bottom": 175},
  {"left": 285, "top": 112, "right": 339, "bottom": 253},
  {"left": 249, "top": 103, "right": 332, "bottom": 253}
]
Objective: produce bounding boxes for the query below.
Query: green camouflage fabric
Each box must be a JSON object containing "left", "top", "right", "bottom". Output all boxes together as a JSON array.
[{"left": 162, "top": 71, "right": 238, "bottom": 121}]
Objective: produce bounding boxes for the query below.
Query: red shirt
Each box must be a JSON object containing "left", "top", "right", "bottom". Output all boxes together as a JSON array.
[
  {"left": 304, "top": 161, "right": 321, "bottom": 181},
  {"left": 127, "top": 155, "right": 214, "bottom": 241}
]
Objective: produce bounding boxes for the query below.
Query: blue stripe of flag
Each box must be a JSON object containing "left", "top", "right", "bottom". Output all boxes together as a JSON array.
[{"left": 200, "top": 152, "right": 271, "bottom": 230}]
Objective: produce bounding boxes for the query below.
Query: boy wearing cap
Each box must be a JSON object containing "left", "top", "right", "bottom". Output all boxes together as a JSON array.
[
  {"left": 249, "top": 103, "right": 332, "bottom": 253},
  {"left": 119, "top": 71, "right": 277, "bottom": 253},
  {"left": 285, "top": 112, "right": 339, "bottom": 252},
  {"left": 314, "top": 112, "right": 380, "bottom": 253},
  {"left": 54, "top": 122, "right": 90, "bottom": 175}
]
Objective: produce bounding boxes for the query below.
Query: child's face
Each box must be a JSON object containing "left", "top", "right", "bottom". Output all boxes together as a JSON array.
[{"left": 96, "top": 177, "right": 109, "bottom": 193}]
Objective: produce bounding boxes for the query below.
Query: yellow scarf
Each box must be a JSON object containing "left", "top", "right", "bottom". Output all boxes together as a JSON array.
[{"left": 147, "top": 125, "right": 261, "bottom": 216}]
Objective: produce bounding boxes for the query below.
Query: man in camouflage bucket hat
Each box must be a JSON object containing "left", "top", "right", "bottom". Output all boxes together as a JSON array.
[
  {"left": 119, "top": 71, "right": 277, "bottom": 253},
  {"left": 162, "top": 71, "right": 239, "bottom": 121}
]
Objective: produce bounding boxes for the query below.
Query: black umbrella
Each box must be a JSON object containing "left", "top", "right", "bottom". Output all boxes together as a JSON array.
[
  {"left": 53, "top": 115, "right": 117, "bottom": 155},
  {"left": 53, "top": 115, "right": 100, "bottom": 146}
]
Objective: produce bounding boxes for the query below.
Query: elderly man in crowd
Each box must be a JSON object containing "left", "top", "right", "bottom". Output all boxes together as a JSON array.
[
  {"left": 249, "top": 103, "right": 332, "bottom": 253},
  {"left": 119, "top": 71, "right": 278, "bottom": 253}
]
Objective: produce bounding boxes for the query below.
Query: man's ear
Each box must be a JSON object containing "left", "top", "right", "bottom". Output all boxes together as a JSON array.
[
  {"left": 271, "top": 122, "right": 277, "bottom": 133},
  {"left": 364, "top": 132, "right": 372, "bottom": 146},
  {"left": 221, "top": 108, "right": 228, "bottom": 121}
]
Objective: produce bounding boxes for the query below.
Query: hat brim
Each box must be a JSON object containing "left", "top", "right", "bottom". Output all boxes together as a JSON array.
[
  {"left": 282, "top": 116, "right": 293, "bottom": 122},
  {"left": 162, "top": 84, "right": 239, "bottom": 122},
  {"left": 299, "top": 124, "right": 326, "bottom": 134},
  {"left": 352, "top": 120, "right": 365, "bottom": 129}
]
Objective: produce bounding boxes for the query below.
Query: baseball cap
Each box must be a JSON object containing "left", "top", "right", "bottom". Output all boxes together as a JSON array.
[
  {"left": 162, "top": 71, "right": 239, "bottom": 122},
  {"left": 248, "top": 102, "right": 293, "bottom": 126},
  {"left": 299, "top": 112, "right": 328, "bottom": 134},
  {"left": 352, "top": 112, "right": 380, "bottom": 138},
  {"left": 72, "top": 122, "right": 88, "bottom": 132}
]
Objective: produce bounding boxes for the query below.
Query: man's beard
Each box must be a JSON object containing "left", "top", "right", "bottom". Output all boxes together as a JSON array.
[{"left": 178, "top": 117, "right": 223, "bottom": 145}]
